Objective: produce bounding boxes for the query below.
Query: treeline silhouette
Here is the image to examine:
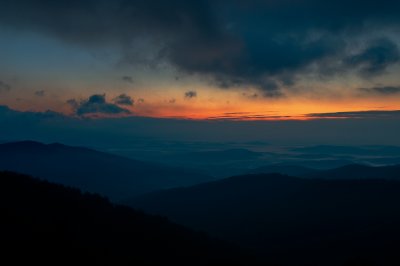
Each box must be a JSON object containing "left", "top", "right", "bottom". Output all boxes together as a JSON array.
[{"left": 0, "top": 171, "right": 257, "bottom": 266}]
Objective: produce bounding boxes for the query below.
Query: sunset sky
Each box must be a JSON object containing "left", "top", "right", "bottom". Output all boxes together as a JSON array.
[{"left": 1, "top": 0, "right": 400, "bottom": 120}]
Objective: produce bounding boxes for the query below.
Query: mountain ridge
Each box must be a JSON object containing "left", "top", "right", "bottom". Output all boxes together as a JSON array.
[
  {"left": 0, "top": 141, "right": 215, "bottom": 200},
  {"left": 129, "top": 172, "right": 400, "bottom": 265}
]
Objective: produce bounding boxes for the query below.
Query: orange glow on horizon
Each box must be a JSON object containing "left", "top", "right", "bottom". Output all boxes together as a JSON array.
[{"left": 3, "top": 88, "right": 400, "bottom": 121}]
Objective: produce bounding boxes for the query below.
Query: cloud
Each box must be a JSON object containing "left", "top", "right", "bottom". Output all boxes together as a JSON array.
[
  {"left": 206, "top": 112, "right": 292, "bottom": 121},
  {"left": 359, "top": 86, "right": 400, "bottom": 95},
  {"left": 184, "top": 91, "right": 197, "bottom": 99},
  {"left": 34, "top": 90, "right": 45, "bottom": 96},
  {"left": 344, "top": 39, "right": 400, "bottom": 77},
  {"left": 113, "top": 93, "right": 134, "bottom": 106},
  {"left": 242, "top": 92, "right": 258, "bottom": 99},
  {"left": 67, "top": 94, "right": 131, "bottom": 116},
  {"left": 1, "top": 0, "right": 400, "bottom": 94},
  {"left": 307, "top": 110, "right": 400, "bottom": 119},
  {"left": 122, "top": 76, "right": 134, "bottom": 83},
  {"left": 66, "top": 99, "right": 79, "bottom": 109},
  {"left": 0, "top": 80, "right": 11, "bottom": 92},
  {"left": 0, "top": 104, "right": 65, "bottom": 121},
  {"left": 164, "top": 1, "right": 400, "bottom": 92}
]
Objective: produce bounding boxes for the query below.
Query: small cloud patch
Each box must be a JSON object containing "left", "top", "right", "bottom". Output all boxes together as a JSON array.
[
  {"left": 35, "top": 90, "right": 45, "bottom": 97},
  {"left": 67, "top": 94, "right": 131, "bottom": 116},
  {"left": 122, "top": 76, "right": 134, "bottom": 83},
  {"left": 0, "top": 81, "right": 11, "bottom": 92},
  {"left": 113, "top": 94, "right": 134, "bottom": 106},
  {"left": 184, "top": 91, "right": 197, "bottom": 99}
]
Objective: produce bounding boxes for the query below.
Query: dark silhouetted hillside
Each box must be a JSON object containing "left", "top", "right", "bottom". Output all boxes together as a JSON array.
[
  {"left": 306, "top": 164, "right": 400, "bottom": 180},
  {"left": 0, "top": 171, "right": 257, "bottom": 266},
  {"left": 130, "top": 173, "right": 400, "bottom": 266},
  {"left": 0, "top": 141, "right": 214, "bottom": 200}
]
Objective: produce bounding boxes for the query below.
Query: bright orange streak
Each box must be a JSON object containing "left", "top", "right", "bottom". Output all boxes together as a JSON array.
[{"left": 127, "top": 95, "right": 400, "bottom": 121}]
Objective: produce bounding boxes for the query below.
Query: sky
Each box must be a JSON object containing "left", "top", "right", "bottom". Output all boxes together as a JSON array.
[
  {"left": 0, "top": 0, "right": 399, "bottom": 146},
  {"left": 0, "top": 0, "right": 399, "bottom": 120}
]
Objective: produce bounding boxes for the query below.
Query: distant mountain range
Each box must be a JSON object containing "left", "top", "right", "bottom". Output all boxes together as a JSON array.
[
  {"left": 107, "top": 143, "right": 400, "bottom": 177},
  {"left": 129, "top": 172, "right": 400, "bottom": 265},
  {"left": 0, "top": 171, "right": 252, "bottom": 266},
  {"left": 249, "top": 163, "right": 400, "bottom": 180},
  {"left": 248, "top": 164, "right": 319, "bottom": 176},
  {"left": 291, "top": 145, "right": 400, "bottom": 156},
  {"left": 172, "top": 148, "right": 263, "bottom": 162},
  {"left": 0, "top": 141, "right": 215, "bottom": 200}
]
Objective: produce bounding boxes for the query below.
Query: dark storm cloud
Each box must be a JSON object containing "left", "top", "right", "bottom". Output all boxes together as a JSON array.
[
  {"left": 113, "top": 94, "right": 134, "bottom": 106},
  {"left": 359, "top": 86, "right": 400, "bottom": 95},
  {"left": 165, "top": 0, "right": 400, "bottom": 92},
  {"left": 0, "top": 0, "right": 216, "bottom": 45},
  {"left": 34, "top": 90, "right": 45, "bottom": 97},
  {"left": 307, "top": 110, "right": 400, "bottom": 119},
  {"left": 0, "top": 80, "right": 11, "bottom": 92},
  {"left": 67, "top": 94, "right": 131, "bottom": 116},
  {"left": 184, "top": 91, "right": 197, "bottom": 99},
  {"left": 1, "top": 0, "right": 400, "bottom": 93}
]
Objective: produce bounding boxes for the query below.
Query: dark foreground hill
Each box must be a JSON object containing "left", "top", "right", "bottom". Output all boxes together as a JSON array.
[
  {"left": 0, "top": 171, "right": 257, "bottom": 266},
  {"left": 306, "top": 164, "right": 400, "bottom": 180},
  {"left": 0, "top": 141, "right": 214, "bottom": 200},
  {"left": 130, "top": 173, "right": 400, "bottom": 266}
]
